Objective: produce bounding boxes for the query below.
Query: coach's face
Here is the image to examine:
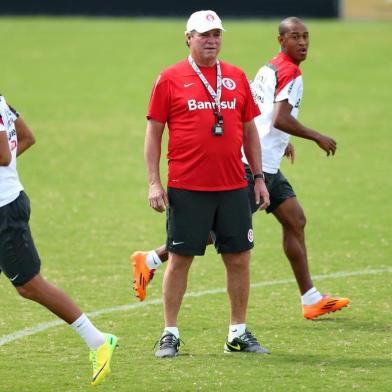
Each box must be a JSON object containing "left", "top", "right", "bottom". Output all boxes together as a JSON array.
[
  {"left": 279, "top": 22, "right": 309, "bottom": 64},
  {"left": 187, "top": 29, "right": 222, "bottom": 67}
]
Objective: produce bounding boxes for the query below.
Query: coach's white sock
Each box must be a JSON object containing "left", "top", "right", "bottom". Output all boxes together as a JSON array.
[
  {"left": 146, "top": 251, "right": 162, "bottom": 269},
  {"left": 70, "top": 313, "right": 105, "bottom": 350},
  {"left": 163, "top": 327, "right": 179, "bottom": 339},
  {"left": 228, "top": 323, "right": 246, "bottom": 341},
  {"left": 301, "top": 287, "right": 323, "bottom": 305}
]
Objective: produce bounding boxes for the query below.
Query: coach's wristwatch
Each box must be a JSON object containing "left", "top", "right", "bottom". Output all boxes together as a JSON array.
[{"left": 253, "top": 173, "right": 265, "bottom": 181}]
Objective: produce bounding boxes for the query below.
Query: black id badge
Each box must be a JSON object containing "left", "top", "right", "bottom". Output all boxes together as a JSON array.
[{"left": 213, "top": 112, "right": 224, "bottom": 136}]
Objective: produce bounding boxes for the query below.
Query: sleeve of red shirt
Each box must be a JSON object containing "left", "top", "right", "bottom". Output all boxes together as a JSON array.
[
  {"left": 241, "top": 72, "right": 261, "bottom": 123},
  {"left": 146, "top": 74, "right": 170, "bottom": 123}
]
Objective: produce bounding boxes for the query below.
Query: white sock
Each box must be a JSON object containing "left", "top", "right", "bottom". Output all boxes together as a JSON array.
[
  {"left": 146, "top": 250, "right": 163, "bottom": 269},
  {"left": 228, "top": 323, "right": 246, "bottom": 341},
  {"left": 164, "top": 327, "right": 179, "bottom": 339},
  {"left": 301, "top": 287, "right": 323, "bottom": 305},
  {"left": 70, "top": 313, "right": 105, "bottom": 350}
]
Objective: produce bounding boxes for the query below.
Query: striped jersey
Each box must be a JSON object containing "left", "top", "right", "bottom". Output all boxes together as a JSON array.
[
  {"left": 250, "top": 51, "right": 303, "bottom": 173},
  {"left": 0, "top": 95, "right": 23, "bottom": 207}
]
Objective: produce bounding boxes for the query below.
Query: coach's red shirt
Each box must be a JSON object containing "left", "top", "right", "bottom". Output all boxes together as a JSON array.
[{"left": 147, "top": 59, "right": 260, "bottom": 191}]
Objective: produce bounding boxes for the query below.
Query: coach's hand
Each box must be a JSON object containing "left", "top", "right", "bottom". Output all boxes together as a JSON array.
[
  {"left": 254, "top": 178, "right": 270, "bottom": 210},
  {"left": 148, "top": 183, "right": 168, "bottom": 213}
]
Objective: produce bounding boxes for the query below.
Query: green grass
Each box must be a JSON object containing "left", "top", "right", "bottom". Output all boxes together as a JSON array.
[{"left": 0, "top": 17, "right": 391, "bottom": 391}]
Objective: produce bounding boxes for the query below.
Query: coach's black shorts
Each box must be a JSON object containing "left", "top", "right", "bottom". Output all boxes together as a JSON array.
[
  {"left": 245, "top": 164, "right": 296, "bottom": 214},
  {"left": 166, "top": 187, "right": 253, "bottom": 256},
  {"left": 0, "top": 191, "right": 41, "bottom": 286}
]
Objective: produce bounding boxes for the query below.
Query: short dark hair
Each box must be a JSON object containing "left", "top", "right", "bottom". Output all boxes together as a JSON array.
[{"left": 278, "top": 17, "right": 305, "bottom": 36}]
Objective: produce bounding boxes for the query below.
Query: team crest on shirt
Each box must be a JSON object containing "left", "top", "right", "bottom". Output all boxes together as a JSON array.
[
  {"left": 248, "top": 229, "right": 254, "bottom": 243},
  {"left": 222, "top": 78, "right": 236, "bottom": 90}
]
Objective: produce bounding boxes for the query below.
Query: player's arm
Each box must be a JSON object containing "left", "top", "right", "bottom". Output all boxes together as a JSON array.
[
  {"left": 243, "top": 120, "right": 270, "bottom": 210},
  {"left": 15, "top": 116, "right": 35, "bottom": 156},
  {"left": 272, "top": 99, "right": 336, "bottom": 156},
  {"left": 0, "top": 129, "right": 11, "bottom": 166},
  {"left": 144, "top": 119, "right": 168, "bottom": 213}
]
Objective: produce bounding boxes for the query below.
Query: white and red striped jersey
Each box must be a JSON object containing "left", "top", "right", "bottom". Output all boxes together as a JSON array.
[
  {"left": 0, "top": 95, "right": 23, "bottom": 207},
  {"left": 250, "top": 51, "right": 303, "bottom": 173}
]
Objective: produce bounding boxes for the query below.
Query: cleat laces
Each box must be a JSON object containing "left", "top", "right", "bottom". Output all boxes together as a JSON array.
[
  {"left": 238, "top": 330, "right": 258, "bottom": 345},
  {"left": 154, "top": 333, "right": 183, "bottom": 351},
  {"left": 89, "top": 351, "right": 97, "bottom": 369}
]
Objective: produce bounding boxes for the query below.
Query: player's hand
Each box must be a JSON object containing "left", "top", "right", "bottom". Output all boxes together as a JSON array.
[
  {"left": 284, "top": 142, "right": 295, "bottom": 164},
  {"left": 254, "top": 178, "right": 270, "bottom": 210},
  {"left": 316, "top": 134, "right": 337, "bottom": 156},
  {"left": 148, "top": 183, "right": 168, "bottom": 213}
]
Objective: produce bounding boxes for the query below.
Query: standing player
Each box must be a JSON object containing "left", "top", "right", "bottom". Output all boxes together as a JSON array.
[
  {"left": 145, "top": 10, "right": 271, "bottom": 358},
  {"left": 131, "top": 17, "right": 349, "bottom": 321},
  {"left": 245, "top": 16, "right": 349, "bottom": 319},
  {"left": 0, "top": 94, "right": 117, "bottom": 386}
]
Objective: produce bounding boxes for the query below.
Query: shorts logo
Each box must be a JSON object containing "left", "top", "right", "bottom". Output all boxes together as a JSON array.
[
  {"left": 247, "top": 229, "right": 253, "bottom": 243},
  {"left": 10, "top": 273, "right": 20, "bottom": 282},
  {"left": 172, "top": 241, "right": 184, "bottom": 246},
  {"left": 222, "top": 78, "right": 236, "bottom": 90}
]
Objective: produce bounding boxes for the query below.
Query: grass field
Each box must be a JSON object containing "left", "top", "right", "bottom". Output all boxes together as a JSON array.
[{"left": 0, "top": 17, "right": 391, "bottom": 391}]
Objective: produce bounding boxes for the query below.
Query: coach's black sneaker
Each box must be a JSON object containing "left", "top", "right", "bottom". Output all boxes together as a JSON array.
[
  {"left": 224, "top": 330, "right": 270, "bottom": 354},
  {"left": 155, "top": 332, "right": 180, "bottom": 358}
]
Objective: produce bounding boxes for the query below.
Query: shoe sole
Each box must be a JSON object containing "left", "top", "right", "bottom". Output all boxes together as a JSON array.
[
  {"left": 224, "top": 348, "right": 270, "bottom": 354},
  {"left": 155, "top": 352, "right": 178, "bottom": 358}
]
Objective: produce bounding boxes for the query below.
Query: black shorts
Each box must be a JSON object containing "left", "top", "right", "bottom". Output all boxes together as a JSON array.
[
  {"left": 166, "top": 187, "right": 254, "bottom": 256},
  {"left": 245, "top": 164, "right": 296, "bottom": 214},
  {"left": 0, "top": 191, "right": 41, "bottom": 286}
]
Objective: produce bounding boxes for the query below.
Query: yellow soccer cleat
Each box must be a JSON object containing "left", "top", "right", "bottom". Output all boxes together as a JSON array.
[
  {"left": 90, "top": 333, "right": 118, "bottom": 386},
  {"left": 131, "top": 251, "right": 154, "bottom": 301},
  {"left": 303, "top": 295, "right": 350, "bottom": 320}
]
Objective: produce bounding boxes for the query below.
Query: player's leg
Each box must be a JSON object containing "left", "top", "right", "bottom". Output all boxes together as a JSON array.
[
  {"left": 273, "top": 196, "right": 313, "bottom": 294},
  {"left": 16, "top": 273, "right": 83, "bottom": 322},
  {"left": 131, "top": 244, "right": 167, "bottom": 301},
  {"left": 14, "top": 273, "right": 118, "bottom": 385},
  {"left": 270, "top": 173, "right": 349, "bottom": 319},
  {"left": 132, "top": 239, "right": 215, "bottom": 301},
  {"left": 247, "top": 166, "right": 307, "bottom": 286},
  {"left": 131, "top": 199, "right": 213, "bottom": 302},
  {"left": 0, "top": 192, "right": 117, "bottom": 385}
]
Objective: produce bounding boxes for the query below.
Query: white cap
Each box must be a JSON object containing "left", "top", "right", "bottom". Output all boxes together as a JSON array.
[{"left": 185, "top": 10, "right": 225, "bottom": 34}]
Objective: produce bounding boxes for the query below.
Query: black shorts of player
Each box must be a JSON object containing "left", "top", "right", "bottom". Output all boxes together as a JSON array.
[
  {"left": 0, "top": 191, "right": 41, "bottom": 286},
  {"left": 166, "top": 187, "right": 254, "bottom": 256},
  {"left": 245, "top": 164, "right": 296, "bottom": 214}
]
